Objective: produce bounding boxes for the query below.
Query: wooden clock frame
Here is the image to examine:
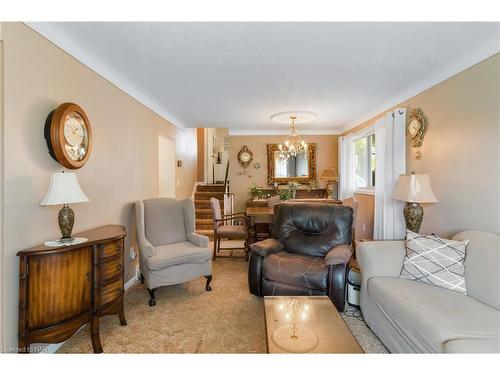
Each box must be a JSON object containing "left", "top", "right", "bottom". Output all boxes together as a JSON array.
[{"left": 44, "top": 102, "right": 93, "bottom": 169}]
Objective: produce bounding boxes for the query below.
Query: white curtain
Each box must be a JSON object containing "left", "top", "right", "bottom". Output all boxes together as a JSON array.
[
  {"left": 338, "top": 133, "right": 356, "bottom": 200},
  {"left": 373, "top": 108, "right": 407, "bottom": 240}
]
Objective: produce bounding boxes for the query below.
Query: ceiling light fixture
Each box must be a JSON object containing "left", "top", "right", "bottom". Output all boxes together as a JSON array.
[{"left": 277, "top": 115, "right": 308, "bottom": 160}]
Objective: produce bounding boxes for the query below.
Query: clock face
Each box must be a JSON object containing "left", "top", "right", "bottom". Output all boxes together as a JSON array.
[
  {"left": 408, "top": 118, "right": 421, "bottom": 137},
  {"left": 240, "top": 152, "right": 251, "bottom": 162},
  {"left": 63, "top": 112, "right": 89, "bottom": 161}
]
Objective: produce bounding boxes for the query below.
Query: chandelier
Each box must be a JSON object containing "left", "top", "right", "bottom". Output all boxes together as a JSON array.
[{"left": 278, "top": 115, "right": 308, "bottom": 160}]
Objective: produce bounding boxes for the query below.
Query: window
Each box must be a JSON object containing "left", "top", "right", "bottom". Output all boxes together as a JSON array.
[{"left": 353, "top": 133, "right": 375, "bottom": 189}]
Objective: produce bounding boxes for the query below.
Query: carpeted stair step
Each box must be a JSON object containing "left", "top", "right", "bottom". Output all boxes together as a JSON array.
[
  {"left": 194, "top": 192, "right": 225, "bottom": 200},
  {"left": 196, "top": 184, "right": 226, "bottom": 192},
  {"left": 195, "top": 208, "right": 213, "bottom": 219},
  {"left": 194, "top": 200, "right": 224, "bottom": 209},
  {"left": 195, "top": 229, "right": 214, "bottom": 240},
  {"left": 196, "top": 219, "right": 214, "bottom": 230}
]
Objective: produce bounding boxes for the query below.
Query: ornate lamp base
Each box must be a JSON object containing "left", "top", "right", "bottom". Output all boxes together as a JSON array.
[
  {"left": 58, "top": 204, "right": 75, "bottom": 242},
  {"left": 325, "top": 181, "right": 334, "bottom": 199},
  {"left": 403, "top": 202, "right": 423, "bottom": 233}
]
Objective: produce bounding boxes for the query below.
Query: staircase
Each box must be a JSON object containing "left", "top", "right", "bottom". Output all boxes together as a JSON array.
[{"left": 194, "top": 184, "right": 226, "bottom": 239}]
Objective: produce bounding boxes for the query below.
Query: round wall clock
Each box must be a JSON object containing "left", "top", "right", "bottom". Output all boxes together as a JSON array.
[
  {"left": 237, "top": 145, "right": 253, "bottom": 168},
  {"left": 44, "top": 102, "right": 93, "bottom": 169},
  {"left": 407, "top": 109, "right": 426, "bottom": 148}
]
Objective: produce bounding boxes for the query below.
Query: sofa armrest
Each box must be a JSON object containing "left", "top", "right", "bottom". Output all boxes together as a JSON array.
[
  {"left": 249, "top": 238, "right": 284, "bottom": 258},
  {"left": 187, "top": 232, "right": 209, "bottom": 248},
  {"left": 138, "top": 238, "right": 155, "bottom": 258},
  {"left": 325, "top": 244, "right": 353, "bottom": 266},
  {"left": 357, "top": 240, "right": 405, "bottom": 280}
]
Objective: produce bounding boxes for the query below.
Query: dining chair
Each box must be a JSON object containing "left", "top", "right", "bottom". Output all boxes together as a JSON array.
[{"left": 209, "top": 198, "right": 249, "bottom": 260}]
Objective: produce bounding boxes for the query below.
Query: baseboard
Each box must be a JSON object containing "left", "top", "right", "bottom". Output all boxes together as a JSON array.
[
  {"left": 124, "top": 265, "right": 140, "bottom": 291},
  {"left": 45, "top": 343, "right": 64, "bottom": 354}
]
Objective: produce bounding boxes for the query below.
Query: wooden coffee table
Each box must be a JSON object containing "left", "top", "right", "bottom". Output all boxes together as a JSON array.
[{"left": 264, "top": 296, "right": 363, "bottom": 353}]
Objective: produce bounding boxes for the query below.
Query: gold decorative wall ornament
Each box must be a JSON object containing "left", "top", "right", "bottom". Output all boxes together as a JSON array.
[
  {"left": 407, "top": 109, "right": 427, "bottom": 159},
  {"left": 237, "top": 145, "right": 253, "bottom": 168}
]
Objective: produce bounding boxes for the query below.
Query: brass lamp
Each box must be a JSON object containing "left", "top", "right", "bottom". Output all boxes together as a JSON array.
[
  {"left": 40, "top": 172, "right": 89, "bottom": 242},
  {"left": 392, "top": 172, "right": 438, "bottom": 233},
  {"left": 320, "top": 168, "right": 338, "bottom": 199}
]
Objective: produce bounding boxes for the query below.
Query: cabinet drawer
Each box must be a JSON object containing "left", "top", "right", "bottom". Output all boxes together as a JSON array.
[
  {"left": 98, "top": 277, "right": 124, "bottom": 306},
  {"left": 99, "top": 240, "right": 123, "bottom": 261},
  {"left": 98, "top": 253, "right": 124, "bottom": 284}
]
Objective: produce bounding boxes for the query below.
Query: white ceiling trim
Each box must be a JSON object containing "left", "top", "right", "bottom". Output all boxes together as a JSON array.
[
  {"left": 339, "top": 48, "right": 500, "bottom": 133},
  {"left": 228, "top": 128, "right": 339, "bottom": 136}
]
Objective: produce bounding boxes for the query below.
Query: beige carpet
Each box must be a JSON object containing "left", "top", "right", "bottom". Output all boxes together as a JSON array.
[{"left": 57, "top": 249, "right": 387, "bottom": 354}]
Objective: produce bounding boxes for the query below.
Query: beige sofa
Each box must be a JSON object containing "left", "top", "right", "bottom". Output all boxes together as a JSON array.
[{"left": 357, "top": 231, "right": 500, "bottom": 353}]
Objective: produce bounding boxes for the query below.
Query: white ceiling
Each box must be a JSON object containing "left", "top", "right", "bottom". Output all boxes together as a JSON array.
[{"left": 28, "top": 22, "right": 499, "bottom": 134}]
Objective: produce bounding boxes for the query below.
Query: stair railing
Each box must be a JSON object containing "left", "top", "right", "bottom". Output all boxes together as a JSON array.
[{"left": 222, "top": 161, "right": 234, "bottom": 220}]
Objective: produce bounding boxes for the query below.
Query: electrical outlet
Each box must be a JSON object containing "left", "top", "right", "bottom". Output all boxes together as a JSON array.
[{"left": 129, "top": 246, "right": 137, "bottom": 260}]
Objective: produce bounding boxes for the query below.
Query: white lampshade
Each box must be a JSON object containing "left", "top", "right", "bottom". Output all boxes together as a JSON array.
[
  {"left": 40, "top": 172, "right": 89, "bottom": 206},
  {"left": 393, "top": 173, "right": 438, "bottom": 203}
]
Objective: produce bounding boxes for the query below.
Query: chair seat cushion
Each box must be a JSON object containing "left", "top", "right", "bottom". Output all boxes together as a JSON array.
[
  {"left": 216, "top": 224, "right": 245, "bottom": 239},
  {"left": 368, "top": 277, "right": 500, "bottom": 353},
  {"left": 146, "top": 241, "right": 211, "bottom": 271},
  {"left": 263, "top": 252, "right": 328, "bottom": 291}
]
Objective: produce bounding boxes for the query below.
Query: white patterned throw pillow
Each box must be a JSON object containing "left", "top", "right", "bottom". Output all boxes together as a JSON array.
[{"left": 400, "top": 230, "right": 469, "bottom": 294}]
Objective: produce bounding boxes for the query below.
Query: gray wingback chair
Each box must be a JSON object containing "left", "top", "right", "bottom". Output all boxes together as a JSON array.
[{"left": 135, "top": 198, "right": 212, "bottom": 306}]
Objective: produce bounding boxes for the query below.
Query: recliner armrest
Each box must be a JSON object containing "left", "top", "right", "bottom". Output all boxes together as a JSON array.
[
  {"left": 138, "top": 238, "right": 155, "bottom": 258},
  {"left": 187, "top": 232, "right": 209, "bottom": 248},
  {"left": 325, "top": 244, "right": 353, "bottom": 266},
  {"left": 249, "top": 238, "right": 284, "bottom": 258}
]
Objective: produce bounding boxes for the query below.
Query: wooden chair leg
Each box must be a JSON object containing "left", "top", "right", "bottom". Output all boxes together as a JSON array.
[
  {"left": 213, "top": 234, "right": 217, "bottom": 261},
  {"left": 217, "top": 238, "right": 221, "bottom": 253}
]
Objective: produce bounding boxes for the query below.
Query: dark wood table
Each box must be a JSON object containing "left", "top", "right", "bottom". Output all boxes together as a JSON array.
[{"left": 246, "top": 207, "right": 274, "bottom": 244}]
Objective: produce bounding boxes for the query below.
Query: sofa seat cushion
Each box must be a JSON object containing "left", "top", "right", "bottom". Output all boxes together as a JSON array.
[
  {"left": 216, "top": 224, "right": 245, "bottom": 239},
  {"left": 146, "top": 241, "right": 211, "bottom": 271},
  {"left": 263, "top": 252, "right": 328, "bottom": 292},
  {"left": 368, "top": 277, "right": 500, "bottom": 353}
]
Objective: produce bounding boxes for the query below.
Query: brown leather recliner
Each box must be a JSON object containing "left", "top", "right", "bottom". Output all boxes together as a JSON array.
[{"left": 248, "top": 202, "right": 354, "bottom": 311}]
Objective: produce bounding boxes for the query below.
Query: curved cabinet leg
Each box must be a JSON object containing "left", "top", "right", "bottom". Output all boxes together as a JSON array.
[
  {"left": 18, "top": 337, "right": 29, "bottom": 354},
  {"left": 119, "top": 305, "right": 127, "bottom": 326},
  {"left": 148, "top": 288, "right": 157, "bottom": 306},
  {"left": 204, "top": 275, "right": 213, "bottom": 291},
  {"left": 140, "top": 273, "right": 145, "bottom": 284},
  {"left": 90, "top": 316, "right": 103, "bottom": 353}
]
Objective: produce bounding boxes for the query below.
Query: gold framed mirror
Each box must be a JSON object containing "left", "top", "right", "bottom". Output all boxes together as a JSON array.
[{"left": 267, "top": 143, "right": 317, "bottom": 185}]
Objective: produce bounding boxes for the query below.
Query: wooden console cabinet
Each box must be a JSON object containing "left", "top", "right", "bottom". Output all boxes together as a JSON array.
[{"left": 17, "top": 225, "right": 127, "bottom": 353}]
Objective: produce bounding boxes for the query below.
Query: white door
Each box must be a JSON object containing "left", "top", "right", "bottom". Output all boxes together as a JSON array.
[{"left": 158, "top": 135, "right": 176, "bottom": 197}]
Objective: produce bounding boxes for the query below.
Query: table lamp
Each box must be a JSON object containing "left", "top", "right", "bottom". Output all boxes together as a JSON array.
[
  {"left": 392, "top": 172, "right": 438, "bottom": 233},
  {"left": 40, "top": 172, "right": 89, "bottom": 242},
  {"left": 320, "top": 168, "right": 338, "bottom": 199}
]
